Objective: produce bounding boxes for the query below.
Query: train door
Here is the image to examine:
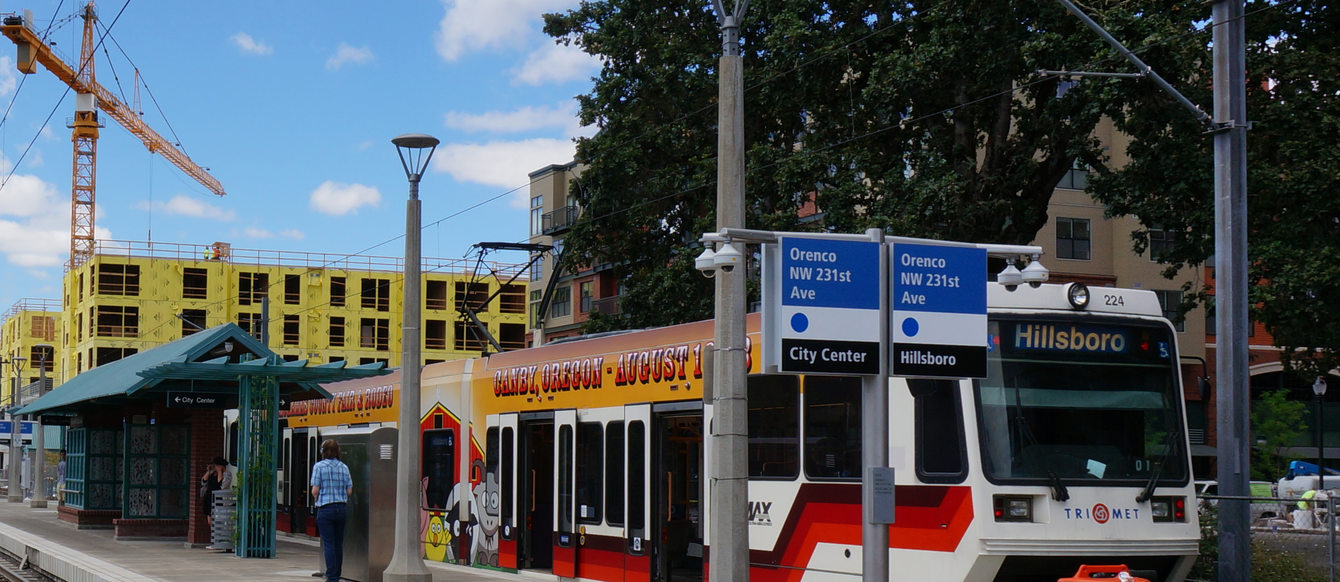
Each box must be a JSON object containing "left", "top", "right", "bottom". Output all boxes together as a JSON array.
[
  {"left": 495, "top": 413, "right": 519, "bottom": 569},
  {"left": 304, "top": 430, "right": 320, "bottom": 536},
  {"left": 625, "top": 404, "right": 651, "bottom": 581},
  {"left": 518, "top": 412, "right": 555, "bottom": 571},
  {"left": 553, "top": 409, "right": 578, "bottom": 577},
  {"left": 287, "top": 428, "right": 312, "bottom": 534},
  {"left": 652, "top": 404, "right": 704, "bottom": 582}
]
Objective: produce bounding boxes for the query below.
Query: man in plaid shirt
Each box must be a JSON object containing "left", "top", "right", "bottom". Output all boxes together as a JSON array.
[{"left": 311, "top": 439, "right": 353, "bottom": 582}]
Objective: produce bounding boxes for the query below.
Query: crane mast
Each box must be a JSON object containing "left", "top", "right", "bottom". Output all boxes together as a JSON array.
[{"left": 1, "top": 2, "right": 225, "bottom": 267}]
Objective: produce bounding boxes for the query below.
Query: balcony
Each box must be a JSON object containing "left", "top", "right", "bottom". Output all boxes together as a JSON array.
[
  {"left": 590, "top": 296, "right": 620, "bottom": 316},
  {"left": 542, "top": 206, "right": 581, "bottom": 234}
]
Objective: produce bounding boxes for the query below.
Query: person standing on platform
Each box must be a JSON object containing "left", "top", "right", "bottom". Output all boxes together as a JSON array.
[
  {"left": 311, "top": 439, "right": 352, "bottom": 582},
  {"left": 56, "top": 450, "right": 65, "bottom": 504},
  {"left": 200, "top": 457, "right": 231, "bottom": 526}
]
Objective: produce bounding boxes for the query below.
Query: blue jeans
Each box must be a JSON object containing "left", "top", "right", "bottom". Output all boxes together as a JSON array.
[{"left": 316, "top": 503, "right": 347, "bottom": 582}]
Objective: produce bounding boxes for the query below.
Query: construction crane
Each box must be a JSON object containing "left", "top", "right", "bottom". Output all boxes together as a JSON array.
[{"left": 1, "top": 2, "right": 224, "bottom": 267}]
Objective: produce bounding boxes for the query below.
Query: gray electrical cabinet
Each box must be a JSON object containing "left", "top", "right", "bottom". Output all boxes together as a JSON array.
[{"left": 321, "top": 426, "right": 398, "bottom": 582}]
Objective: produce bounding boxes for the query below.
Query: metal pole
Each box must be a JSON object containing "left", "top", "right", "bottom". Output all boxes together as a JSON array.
[
  {"left": 8, "top": 358, "right": 24, "bottom": 503},
  {"left": 30, "top": 350, "right": 47, "bottom": 508},
  {"left": 862, "top": 228, "right": 889, "bottom": 582},
  {"left": 1212, "top": 0, "right": 1251, "bottom": 579},
  {"left": 385, "top": 133, "right": 436, "bottom": 582},
  {"left": 711, "top": 2, "right": 749, "bottom": 580},
  {"left": 1330, "top": 494, "right": 1336, "bottom": 582},
  {"left": 1322, "top": 392, "right": 1327, "bottom": 492}
]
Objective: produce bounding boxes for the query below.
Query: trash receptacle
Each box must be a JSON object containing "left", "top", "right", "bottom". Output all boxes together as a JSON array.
[
  {"left": 210, "top": 489, "right": 236, "bottom": 551},
  {"left": 318, "top": 426, "right": 397, "bottom": 582}
]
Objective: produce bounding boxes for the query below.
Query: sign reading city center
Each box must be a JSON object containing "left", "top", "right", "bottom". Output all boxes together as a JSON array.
[
  {"left": 775, "top": 236, "right": 881, "bottom": 374},
  {"left": 890, "top": 243, "right": 987, "bottom": 378}
]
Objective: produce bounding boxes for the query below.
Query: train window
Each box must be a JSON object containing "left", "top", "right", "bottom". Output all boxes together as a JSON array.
[
  {"left": 628, "top": 421, "right": 646, "bottom": 535},
  {"left": 227, "top": 420, "right": 238, "bottom": 466},
  {"left": 501, "top": 427, "right": 514, "bottom": 527},
  {"left": 804, "top": 376, "right": 861, "bottom": 480},
  {"left": 605, "top": 421, "right": 624, "bottom": 526},
  {"left": 576, "top": 422, "right": 603, "bottom": 524},
  {"left": 486, "top": 428, "right": 500, "bottom": 517},
  {"left": 422, "top": 429, "right": 456, "bottom": 510},
  {"left": 748, "top": 375, "right": 799, "bottom": 479},
  {"left": 558, "top": 424, "right": 575, "bottom": 533},
  {"left": 911, "top": 379, "right": 968, "bottom": 483}
]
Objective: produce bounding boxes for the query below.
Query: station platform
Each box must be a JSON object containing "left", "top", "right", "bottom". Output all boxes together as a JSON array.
[{"left": 0, "top": 499, "right": 522, "bottom": 582}]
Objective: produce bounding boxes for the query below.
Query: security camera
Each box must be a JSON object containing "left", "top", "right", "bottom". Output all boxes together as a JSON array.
[
  {"left": 713, "top": 242, "right": 743, "bottom": 273},
  {"left": 997, "top": 263, "right": 1023, "bottom": 291},
  {"left": 695, "top": 247, "right": 717, "bottom": 278},
  {"left": 1021, "top": 258, "right": 1049, "bottom": 288}
]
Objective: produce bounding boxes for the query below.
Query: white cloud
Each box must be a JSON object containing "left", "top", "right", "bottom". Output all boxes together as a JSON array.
[
  {"left": 136, "top": 195, "right": 237, "bottom": 221},
  {"left": 309, "top": 181, "right": 381, "bottom": 215},
  {"left": 513, "top": 42, "right": 599, "bottom": 86},
  {"left": 432, "top": 138, "right": 576, "bottom": 207},
  {"left": 0, "top": 172, "right": 72, "bottom": 267},
  {"left": 231, "top": 32, "right": 273, "bottom": 56},
  {"left": 0, "top": 57, "right": 15, "bottom": 96},
  {"left": 444, "top": 103, "right": 576, "bottom": 134},
  {"left": 239, "top": 227, "right": 305, "bottom": 240},
  {"left": 435, "top": 0, "right": 574, "bottom": 61},
  {"left": 325, "top": 43, "right": 374, "bottom": 70}
]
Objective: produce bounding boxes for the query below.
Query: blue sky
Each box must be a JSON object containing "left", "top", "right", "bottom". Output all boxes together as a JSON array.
[{"left": 0, "top": 0, "right": 596, "bottom": 309}]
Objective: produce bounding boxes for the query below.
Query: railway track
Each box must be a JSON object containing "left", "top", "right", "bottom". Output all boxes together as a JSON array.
[{"left": 0, "top": 546, "right": 53, "bottom": 582}]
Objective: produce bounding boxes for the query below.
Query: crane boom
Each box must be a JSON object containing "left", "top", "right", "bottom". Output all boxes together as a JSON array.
[{"left": 1, "top": 3, "right": 224, "bottom": 266}]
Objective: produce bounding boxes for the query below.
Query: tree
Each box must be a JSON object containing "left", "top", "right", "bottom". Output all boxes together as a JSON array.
[
  {"left": 1250, "top": 389, "right": 1306, "bottom": 481},
  {"left": 1087, "top": 0, "right": 1340, "bottom": 378},
  {"left": 544, "top": 0, "right": 1203, "bottom": 330}
]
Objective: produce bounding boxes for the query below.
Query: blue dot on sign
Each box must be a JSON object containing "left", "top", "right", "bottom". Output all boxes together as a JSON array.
[
  {"left": 790, "top": 313, "right": 809, "bottom": 333},
  {"left": 902, "top": 317, "right": 919, "bottom": 337}
]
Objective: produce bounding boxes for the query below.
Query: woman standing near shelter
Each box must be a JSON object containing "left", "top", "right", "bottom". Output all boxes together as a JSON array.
[
  {"left": 311, "top": 439, "right": 352, "bottom": 582},
  {"left": 199, "top": 457, "right": 231, "bottom": 525}
]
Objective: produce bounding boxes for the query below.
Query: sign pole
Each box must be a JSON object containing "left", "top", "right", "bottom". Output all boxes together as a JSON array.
[{"left": 861, "top": 228, "right": 889, "bottom": 582}]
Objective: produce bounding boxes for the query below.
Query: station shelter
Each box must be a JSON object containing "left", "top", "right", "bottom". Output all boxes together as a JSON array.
[{"left": 14, "top": 323, "right": 389, "bottom": 557}]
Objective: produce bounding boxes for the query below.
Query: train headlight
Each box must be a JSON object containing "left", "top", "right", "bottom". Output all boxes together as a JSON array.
[
  {"left": 993, "top": 495, "right": 1034, "bottom": 522},
  {"left": 1066, "top": 282, "right": 1090, "bottom": 310},
  {"left": 1151, "top": 496, "right": 1187, "bottom": 522}
]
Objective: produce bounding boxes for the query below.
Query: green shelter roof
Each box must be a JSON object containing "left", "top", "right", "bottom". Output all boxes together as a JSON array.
[{"left": 14, "top": 323, "right": 390, "bottom": 416}]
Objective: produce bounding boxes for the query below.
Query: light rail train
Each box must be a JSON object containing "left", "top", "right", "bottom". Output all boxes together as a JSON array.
[{"left": 252, "top": 281, "right": 1198, "bottom": 582}]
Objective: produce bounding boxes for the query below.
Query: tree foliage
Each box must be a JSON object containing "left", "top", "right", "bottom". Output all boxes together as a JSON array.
[{"left": 1250, "top": 389, "right": 1306, "bottom": 481}]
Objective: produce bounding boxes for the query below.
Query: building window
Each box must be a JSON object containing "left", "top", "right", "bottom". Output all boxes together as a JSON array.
[
  {"left": 500, "top": 284, "right": 526, "bottom": 314},
  {"left": 500, "top": 323, "right": 526, "bottom": 351},
  {"left": 95, "top": 347, "right": 137, "bottom": 367},
  {"left": 330, "top": 277, "right": 346, "bottom": 307},
  {"left": 360, "top": 318, "right": 389, "bottom": 350},
  {"left": 30, "top": 315, "right": 55, "bottom": 341},
  {"left": 455, "top": 282, "right": 489, "bottom": 311},
  {"left": 530, "top": 195, "right": 543, "bottom": 236},
  {"left": 426, "top": 280, "right": 448, "bottom": 311},
  {"left": 550, "top": 286, "right": 571, "bottom": 318},
  {"left": 96, "top": 263, "right": 140, "bottom": 296},
  {"left": 283, "top": 315, "right": 300, "bottom": 346},
  {"left": 530, "top": 290, "right": 543, "bottom": 327},
  {"left": 284, "top": 274, "right": 301, "bottom": 305},
  {"left": 182, "top": 268, "right": 208, "bottom": 299},
  {"left": 532, "top": 253, "right": 543, "bottom": 281},
  {"left": 1149, "top": 227, "right": 1177, "bottom": 262},
  {"left": 94, "top": 305, "right": 138, "bottom": 337},
  {"left": 1058, "top": 159, "right": 1088, "bottom": 190},
  {"left": 1155, "top": 290, "right": 1186, "bottom": 332},
  {"left": 579, "top": 281, "right": 594, "bottom": 313},
  {"left": 454, "top": 321, "right": 488, "bottom": 352},
  {"left": 181, "top": 309, "right": 207, "bottom": 336},
  {"left": 362, "top": 278, "right": 390, "bottom": 312},
  {"left": 426, "top": 320, "right": 447, "bottom": 350},
  {"left": 238, "top": 313, "right": 263, "bottom": 340},
  {"left": 1056, "top": 217, "right": 1091, "bottom": 260},
  {"left": 329, "top": 317, "right": 345, "bottom": 347},
  {"left": 239, "top": 272, "right": 269, "bottom": 306},
  {"left": 29, "top": 345, "right": 54, "bottom": 373}
]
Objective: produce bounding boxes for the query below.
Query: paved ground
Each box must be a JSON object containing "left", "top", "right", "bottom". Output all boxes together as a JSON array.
[{"left": 0, "top": 499, "right": 532, "bottom": 582}]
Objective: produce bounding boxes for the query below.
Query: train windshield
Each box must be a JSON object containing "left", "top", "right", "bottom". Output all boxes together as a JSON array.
[{"left": 975, "top": 316, "right": 1188, "bottom": 486}]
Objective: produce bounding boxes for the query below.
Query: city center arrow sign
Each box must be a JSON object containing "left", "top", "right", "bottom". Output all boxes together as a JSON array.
[
  {"left": 890, "top": 243, "right": 987, "bottom": 378},
  {"left": 166, "top": 392, "right": 232, "bottom": 408},
  {"left": 767, "top": 235, "right": 882, "bottom": 375}
]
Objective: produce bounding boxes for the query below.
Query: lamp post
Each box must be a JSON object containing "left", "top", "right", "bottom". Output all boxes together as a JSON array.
[
  {"left": 383, "top": 133, "right": 437, "bottom": 582},
  {"left": 6, "top": 355, "right": 25, "bottom": 503},
  {"left": 1315, "top": 376, "right": 1329, "bottom": 491},
  {"left": 30, "top": 344, "right": 52, "bottom": 508}
]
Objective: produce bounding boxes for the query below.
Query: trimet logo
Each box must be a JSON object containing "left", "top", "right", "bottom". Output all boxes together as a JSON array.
[
  {"left": 748, "top": 501, "right": 773, "bottom": 526},
  {"left": 1063, "top": 503, "right": 1141, "bottom": 524}
]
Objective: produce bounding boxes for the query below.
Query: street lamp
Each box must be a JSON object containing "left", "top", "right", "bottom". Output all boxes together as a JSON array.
[
  {"left": 383, "top": 133, "right": 437, "bottom": 582},
  {"left": 30, "top": 344, "right": 52, "bottom": 508},
  {"left": 6, "top": 355, "right": 25, "bottom": 503},
  {"left": 1315, "top": 376, "right": 1329, "bottom": 490}
]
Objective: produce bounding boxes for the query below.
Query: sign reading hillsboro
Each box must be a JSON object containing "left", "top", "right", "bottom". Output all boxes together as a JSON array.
[
  {"left": 774, "top": 236, "right": 881, "bottom": 374},
  {"left": 890, "top": 243, "right": 987, "bottom": 378}
]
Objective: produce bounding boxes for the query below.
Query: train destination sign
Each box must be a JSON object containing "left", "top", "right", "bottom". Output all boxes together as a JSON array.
[
  {"left": 890, "top": 243, "right": 987, "bottom": 378},
  {"left": 773, "top": 236, "right": 881, "bottom": 375}
]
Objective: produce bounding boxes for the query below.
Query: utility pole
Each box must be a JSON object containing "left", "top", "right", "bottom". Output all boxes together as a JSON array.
[
  {"left": 1211, "top": 1, "right": 1251, "bottom": 579},
  {"left": 710, "top": 1, "right": 750, "bottom": 580}
]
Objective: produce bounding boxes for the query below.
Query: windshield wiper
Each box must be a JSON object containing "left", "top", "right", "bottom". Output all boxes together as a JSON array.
[
  {"left": 1047, "top": 469, "right": 1070, "bottom": 502},
  {"left": 1010, "top": 383, "right": 1069, "bottom": 501},
  {"left": 1136, "top": 427, "right": 1182, "bottom": 503}
]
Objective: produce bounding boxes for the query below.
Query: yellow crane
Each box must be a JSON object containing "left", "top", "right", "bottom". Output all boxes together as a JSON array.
[{"left": 1, "top": 2, "right": 224, "bottom": 267}]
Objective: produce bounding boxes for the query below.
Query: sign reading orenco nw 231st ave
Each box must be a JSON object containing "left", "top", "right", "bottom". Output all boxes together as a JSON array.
[
  {"left": 773, "top": 236, "right": 881, "bottom": 375},
  {"left": 890, "top": 243, "right": 987, "bottom": 378}
]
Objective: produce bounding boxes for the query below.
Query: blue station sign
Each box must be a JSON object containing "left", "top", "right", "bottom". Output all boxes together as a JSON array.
[
  {"left": 774, "top": 236, "right": 882, "bottom": 374},
  {"left": 890, "top": 243, "right": 987, "bottom": 378},
  {"left": 0, "top": 420, "right": 35, "bottom": 437}
]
